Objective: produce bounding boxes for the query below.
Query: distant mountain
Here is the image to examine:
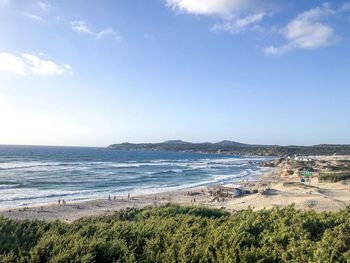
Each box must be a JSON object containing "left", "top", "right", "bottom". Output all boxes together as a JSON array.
[
  {"left": 107, "top": 141, "right": 350, "bottom": 156},
  {"left": 216, "top": 140, "right": 248, "bottom": 147},
  {"left": 163, "top": 140, "right": 189, "bottom": 144}
]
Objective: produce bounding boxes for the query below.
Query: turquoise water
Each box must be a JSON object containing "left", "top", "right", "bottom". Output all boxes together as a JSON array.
[{"left": 0, "top": 145, "right": 271, "bottom": 208}]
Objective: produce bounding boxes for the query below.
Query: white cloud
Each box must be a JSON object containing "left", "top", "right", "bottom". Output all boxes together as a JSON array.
[
  {"left": 97, "top": 28, "right": 121, "bottom": 41},
  {"left": 71, "top": 20, "right": 121, "bottom": 41},
  {"left": 22, "top": 54, "right": 71, "bottom": 75},
  {"left": 0, "top": 52, "right": 72, "bottom": 76},
  {"left": 264, "top": 45, "right": 290, "bottom": 55},
  {"left": 23, "top": 12, "right": 43, "bottom": 22},
  {"left": 166, "top": 0, "right": 254, "bottom": 17},
  {"left": 166, "top": 0, "right": 268, "bottom": 33},
  {"left": 0, "top": 53, "right": 27, "bottom": 75},
  {"left": 265, "top": 4, "right": 336, "bottom": 55},
  {"left": 71, "top": 20, "right": 95, "bottom": 35},
  {"left": 212, "top": 12, "right": 265, "bottom": 33},
  {"left": 37, "top": 1, "right": 53, "bottom": 12}
]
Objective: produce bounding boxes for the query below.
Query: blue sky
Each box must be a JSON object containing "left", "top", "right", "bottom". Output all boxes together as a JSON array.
[{"left": 0, "top": 0, "right": 349, "bottom": 146}]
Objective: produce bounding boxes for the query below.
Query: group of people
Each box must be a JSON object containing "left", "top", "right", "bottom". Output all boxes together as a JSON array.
[
  {"left": 108, "top": 193, "right": 132, "bottom": 201},
  {"left": 58, "top": 199, "right": 67, "bottom": 206},
  {"left": 58, "top": 193, "right": 135, "bottom": 206},
  {"left": 108, "top": 195, "right": 119, "bottom": 201}
]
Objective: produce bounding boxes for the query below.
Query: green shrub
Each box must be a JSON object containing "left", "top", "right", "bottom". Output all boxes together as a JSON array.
[
  {"left": 1, "top": 205, "right": 350, "bottom": 262},
  {"left": 319, "top": 172, "right": 350, "bottom": 182},
  {"left": 329, "top": 165, "right": 350, "bottom": 172}
]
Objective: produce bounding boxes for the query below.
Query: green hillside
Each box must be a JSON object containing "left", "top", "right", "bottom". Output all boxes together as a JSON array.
[{"left": 108, "top": 141, "right": 350, "bottom": 156}]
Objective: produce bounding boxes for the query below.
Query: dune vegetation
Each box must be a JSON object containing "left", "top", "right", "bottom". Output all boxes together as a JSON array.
[
  {"left": 1, "top": 204, "right": 350, "bottom": 262},
  {"left": 319, "top": 172, "right": 350, "bottom": 182}
]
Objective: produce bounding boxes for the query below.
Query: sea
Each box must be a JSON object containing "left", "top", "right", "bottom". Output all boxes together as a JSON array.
[{"left": 0, "top": 145, "right": 273, "bottom": 208}]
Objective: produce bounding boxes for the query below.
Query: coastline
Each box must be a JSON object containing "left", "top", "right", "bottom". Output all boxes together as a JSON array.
[
  {"left": 0, "top": 167, "right": 274, "bottom": 222},
  {"left": 2, "top": 155, "right": 350, "bottom": 222},
  {"left": 0, "top": 146, "right": 272, "bottom": 210}
]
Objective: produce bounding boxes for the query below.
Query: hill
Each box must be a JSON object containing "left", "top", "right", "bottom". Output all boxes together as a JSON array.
[{"left": 107, "top": 141, "right": 350, "bottom": 156}]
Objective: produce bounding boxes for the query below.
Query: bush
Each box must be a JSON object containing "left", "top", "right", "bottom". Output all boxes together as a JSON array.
[
  {"left": 1, "top": 205, "right": 350, "bottom": 262},
  {"left": 319, "top": 172, "right": 350, "bottom": 182},
  {"left": 329, "top": 165, "right": 350, "bottom": 172}
]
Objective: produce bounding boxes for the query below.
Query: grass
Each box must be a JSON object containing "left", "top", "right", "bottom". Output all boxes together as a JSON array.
[
  {"left": 329, "top": 165, "right": 350, "bottom": 171},
  {"left": 318, "top": 172, "right": 350, "bottom": 182},
  {"left": 336, "top": 160, "right": 350, "bottom": 163}
]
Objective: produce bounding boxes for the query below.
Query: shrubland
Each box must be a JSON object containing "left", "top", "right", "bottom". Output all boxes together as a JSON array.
[{"left": 1, "top": 204, "right": 350, "bottom": 262}]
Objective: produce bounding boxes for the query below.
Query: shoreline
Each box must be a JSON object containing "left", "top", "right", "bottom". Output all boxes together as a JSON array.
[
  {"left": 1, "top": 155, "right": 350, "bottom": 222},
  {"left": 0, "top": 165, "right": 273, "bottom": 211},
  {"left": 0, "top": 167, "right": 274, "bottom": 222}
]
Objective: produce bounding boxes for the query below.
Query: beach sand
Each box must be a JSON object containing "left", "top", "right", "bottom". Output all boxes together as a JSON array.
[
  {"left": 2, "top": 155, "right": 350, "bottom": 222},
  {"left": 0, "top": 188, "right": 212, "bottom": 222}
]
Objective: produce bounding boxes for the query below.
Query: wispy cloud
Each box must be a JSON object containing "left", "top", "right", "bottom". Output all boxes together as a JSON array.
[
  {"left": 0, "top": 52, "right": 72, "bottom": 76},
  {"left": 340, "top": 2, "right": 350, "bottom": 11},
  {"left": 71, "top": 20, "right": 122, "bottom": 41},
  {"left": 71, "top": 20, "right": 95, "bottom": 35},
  {"left": 264, "top": 3, "right": 341, "bottom": 55},
  {"left": 37, "top": 1, "right": 53, "bottom": 12},
  {"left": 21, "top": 1, "right": 57, "bottom": 23},
  {"left": 97, "top": 28, "right": 122, "bottom": 41},
  {"left": 23, "top": 12, "right": 44, "bottom": 22},
  {"left": 166, "top": 0, "right": 270, "bottom": 33},
  {"left": 212, "top": 12, "right": 266, "bottom": 33}
]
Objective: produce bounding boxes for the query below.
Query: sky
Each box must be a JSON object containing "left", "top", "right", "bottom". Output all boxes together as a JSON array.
[{"left": 0, "top": 0, "right": 349, "bottom": 147}]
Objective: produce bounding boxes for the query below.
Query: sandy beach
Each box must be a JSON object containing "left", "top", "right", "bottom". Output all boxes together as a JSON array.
[{"left": 1, "top": 155, "right": 350, "bottom": 222}]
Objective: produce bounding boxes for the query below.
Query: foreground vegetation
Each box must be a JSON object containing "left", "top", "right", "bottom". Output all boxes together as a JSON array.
[{"left": 1, "top": 205, "right": 350, "bottom": 262}]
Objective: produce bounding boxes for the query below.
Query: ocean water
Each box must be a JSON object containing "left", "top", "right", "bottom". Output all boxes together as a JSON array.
[{"left": 0, "top": 145, "right": 272, "bottom": 208}]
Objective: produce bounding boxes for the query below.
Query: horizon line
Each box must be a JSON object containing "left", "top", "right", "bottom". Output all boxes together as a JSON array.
[{"left": 1, "top": 141, "right": 350, "bottom": 149}]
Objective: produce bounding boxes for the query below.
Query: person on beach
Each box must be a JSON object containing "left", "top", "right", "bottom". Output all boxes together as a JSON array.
[
  {"left": 128, "top": 193, "right": 130, "bottom": 200},
  {"left": 58, "top": 199, "right": 61, "bottom": 205},
  {"left": 108, "top": 195, "right": 111, "bottom": 201}
]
